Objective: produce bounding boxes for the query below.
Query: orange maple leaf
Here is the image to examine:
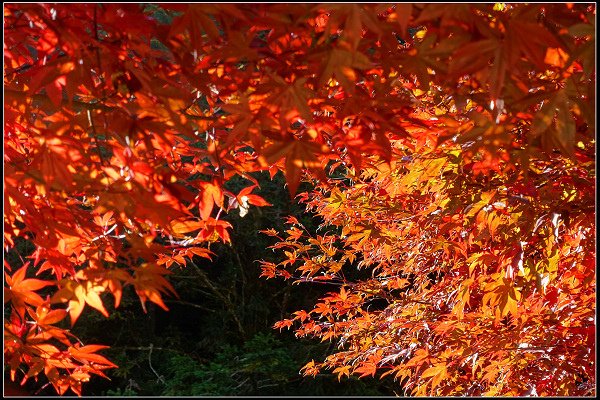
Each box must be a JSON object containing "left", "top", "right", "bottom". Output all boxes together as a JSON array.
[{"left": 5, "top": 264, "right": 54, "bottom": 316}]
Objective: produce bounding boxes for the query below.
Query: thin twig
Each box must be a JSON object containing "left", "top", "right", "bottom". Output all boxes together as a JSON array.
[
  {"left": 87, "top": 108, "right": 107, "bottom": 165},
  {"left": 188, "top": 260, "right": 247, "bottom": 339},
  {"left": 147, "top": 343, "right": 166, "bottom": 385},
  {"left": 164, "top": 299, "right": 217, "bottom": 313}
]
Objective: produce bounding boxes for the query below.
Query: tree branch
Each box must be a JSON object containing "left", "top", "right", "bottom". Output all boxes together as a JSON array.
[{"left": 188, "top": 260, "right": 247, "bottom": 339}]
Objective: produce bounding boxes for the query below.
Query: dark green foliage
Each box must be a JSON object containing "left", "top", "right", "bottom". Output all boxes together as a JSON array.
[
  {"left": 103, "top": 332, "right": 389, "bottom": 396},
  {"left": 156, "top": 333, "right": 297, "bottom": 396}
]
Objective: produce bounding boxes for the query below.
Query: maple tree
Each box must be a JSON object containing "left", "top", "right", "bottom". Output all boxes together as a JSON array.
[{"left": 3, "top": 3, "right": 595, "bottom": 396}]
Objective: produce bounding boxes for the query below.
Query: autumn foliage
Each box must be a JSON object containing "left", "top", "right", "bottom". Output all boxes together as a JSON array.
[{"left": 4, "top": 3, "right": 596, "bottom": 396}]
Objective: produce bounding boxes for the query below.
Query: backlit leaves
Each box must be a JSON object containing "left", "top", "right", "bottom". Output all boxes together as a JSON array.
[
  {"left": 263, "top": 71, "right": 594, "bottom": 396},
  {"left": 5, "top": 264, "right": 54, "bottom": 316},
  {"left": 4, "top": 2, "right": 595, "bottom": 396},
  {"left": 261, "top": 139, "right": 329, "bottom": 196},
  {"left": 132, "top": 263, "right": 177, "bottom": 313}
]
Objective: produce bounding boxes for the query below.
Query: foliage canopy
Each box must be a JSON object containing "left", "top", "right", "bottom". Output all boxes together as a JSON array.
[{"left": 4, "top": 3, "right": 596, "bottom": 396}]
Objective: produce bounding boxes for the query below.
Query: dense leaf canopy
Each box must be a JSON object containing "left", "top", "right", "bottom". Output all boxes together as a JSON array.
[{"left": 4, "top": 3, "right": 595, "bottom": 396}]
